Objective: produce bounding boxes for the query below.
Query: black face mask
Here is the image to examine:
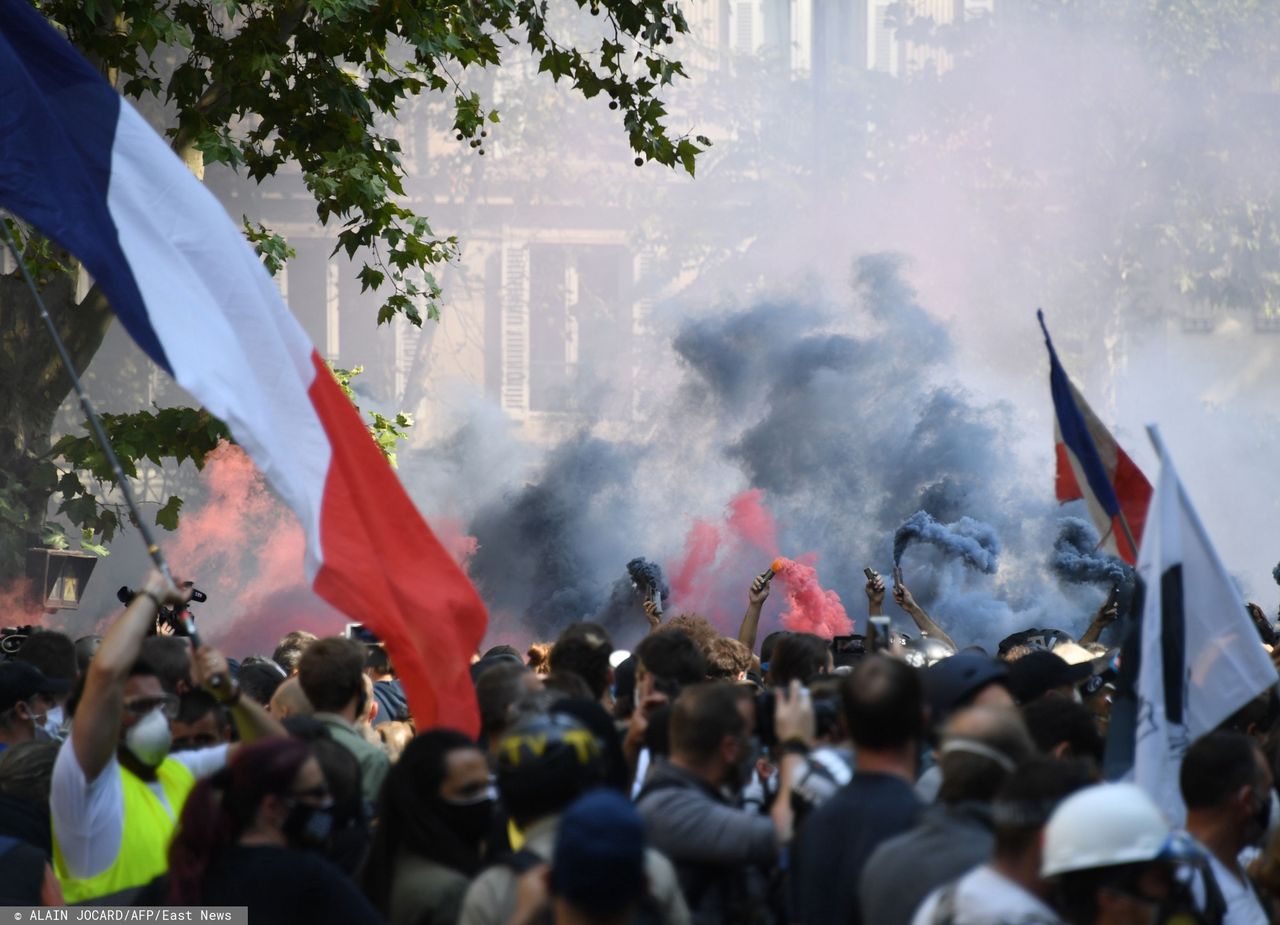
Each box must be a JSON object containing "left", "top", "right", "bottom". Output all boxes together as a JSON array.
[
  {"left": 436, "top": 795, "right": 494, "bottom": 845},
  {"left": 283, "top": 800, "right": 335, "bottom": 851}
]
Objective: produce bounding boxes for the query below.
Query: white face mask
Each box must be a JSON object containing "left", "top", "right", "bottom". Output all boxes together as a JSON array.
[
  {"left": 44, "top": 704, "right": 64, "bottom": 738},
  {"left": 124, "top": 707, "right": 172, "bottom": 767}
]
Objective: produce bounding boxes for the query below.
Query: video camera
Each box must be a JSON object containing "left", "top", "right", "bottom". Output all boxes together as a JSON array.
[{"left": 117, "top": 582, "right": 206, "bottom": 637}]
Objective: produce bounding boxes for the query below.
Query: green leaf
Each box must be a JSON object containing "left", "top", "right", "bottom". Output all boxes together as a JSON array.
[{"left": 156, "top": 496, "right": 184, "bottom": 531}]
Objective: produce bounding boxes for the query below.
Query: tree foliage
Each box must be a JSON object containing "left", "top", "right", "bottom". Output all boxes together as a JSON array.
[{"left": 0, "top": 0, "right": 700, "bottom": 573}]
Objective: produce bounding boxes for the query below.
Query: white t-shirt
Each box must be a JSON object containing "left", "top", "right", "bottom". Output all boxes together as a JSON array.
[
  {"left": 1187, "top": 839, "right": 1270, "bottom": 925},
  {"left": 51, "top": 739, "right": 230, "bottom": 880},
  {"left": 912, "top": 865, "right": 1063, "bottom": 925}
]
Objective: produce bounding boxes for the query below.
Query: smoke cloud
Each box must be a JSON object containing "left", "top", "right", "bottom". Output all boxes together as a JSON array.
[
  {"left": 1050, "top": 517, "right": 1134, "bottom": 590},
  {"left": 893, "top": 511, "right": 1002, "bottom": 574}
]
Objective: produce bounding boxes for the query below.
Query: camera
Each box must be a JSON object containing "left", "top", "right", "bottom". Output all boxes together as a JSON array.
[{"left": 117, "top": 582, "right": 206, "bottom": 637}]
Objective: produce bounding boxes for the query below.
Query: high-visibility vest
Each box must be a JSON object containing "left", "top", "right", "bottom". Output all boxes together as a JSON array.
[{"left": 53, "top": 758, "right": 196, "bottom": 903}]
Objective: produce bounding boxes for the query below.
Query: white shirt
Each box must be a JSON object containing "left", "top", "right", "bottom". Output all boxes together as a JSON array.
[
  {"left": 51, "top": 739, "right": 229, "bottom": 880},
  {"left": 1187, "top": 839, "right": 1270, "bottom": 925},
  {"left": 912, "top": 865, "right": 1063, "bottom": 925}
]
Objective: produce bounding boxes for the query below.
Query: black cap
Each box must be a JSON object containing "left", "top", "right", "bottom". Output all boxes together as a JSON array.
[
  {"left": 0, "top": 661, "right": 71, "bottom": 712},
  {"left": 1005, "top": 650, "right": 1094, "bottom": 704},
  {"left": 922, "top": 651, "right": 1009, "bottom": 720}
]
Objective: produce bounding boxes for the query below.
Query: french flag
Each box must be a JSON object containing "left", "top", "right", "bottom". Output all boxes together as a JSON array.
[
  {"left": 0, "top": 3, "right": 487, "bottom": 733},
  {"left": 1038, "top": 311, "right": 1152, "bottom": 565}
]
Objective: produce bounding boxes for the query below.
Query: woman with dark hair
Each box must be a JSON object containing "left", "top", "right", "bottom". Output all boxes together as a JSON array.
[
  {"left": 134, "top": 737, "right": 380, "bottom": 923},
  {"left": 364, "top": 730, "right": 494, "bottom": 925}
]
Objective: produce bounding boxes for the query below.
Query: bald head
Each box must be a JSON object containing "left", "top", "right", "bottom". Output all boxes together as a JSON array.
[
  {"left": 268, "top": 676, "right": 313, "bottom": 719},
  {"left": 936, "top": 705, "right": 1035, "bottom": 805}
]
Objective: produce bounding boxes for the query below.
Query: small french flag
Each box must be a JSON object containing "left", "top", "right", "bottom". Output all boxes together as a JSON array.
[
  {"left": 1038, "top": 310, "right": 1152, "bottom": 565},
  {"left": 0, "top": 2, "right": 488, "bottom": 733}
]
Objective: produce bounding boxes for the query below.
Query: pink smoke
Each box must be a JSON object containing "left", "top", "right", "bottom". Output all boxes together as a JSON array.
[
  {"left": 727, "top": 488, "right": 778, "bottom": 555},
  {"left": 667, "top": 489, "right": 781, "bottom": 632},
  {"left": 165, "top": 442, "right": 343, "bottom": 655},
  {"left": 772, "top": 556, "right": 852, "bottom": 639}
]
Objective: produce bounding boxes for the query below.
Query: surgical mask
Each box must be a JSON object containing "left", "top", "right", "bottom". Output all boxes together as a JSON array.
[
  {"left": 124, "top": 707, "right": 172, "bottom": 767},
  {"left": 437, "top": 790, "right": 496, "bottom": 844},
  {"left": 283, "top": 800, "right": 335, "bottom": 851},
  {"left": 44, "top": 704, "right": 64, "bottom": 738}
]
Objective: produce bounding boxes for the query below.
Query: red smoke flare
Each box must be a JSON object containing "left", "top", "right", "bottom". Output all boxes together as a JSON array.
[
  {"left": 771, "top": 556, "right": 852, "bottom": 639},
  {"left": 727, "top": 488, "right": 778, "bottom": 555}
]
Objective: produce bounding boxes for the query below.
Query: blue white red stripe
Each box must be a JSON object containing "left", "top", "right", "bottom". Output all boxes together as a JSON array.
[
  {"left": 1038, "top": 310, "right": 1152, "bottom": 565},
  {"left": 0, "top": 1, "right": 487, "bottom": 733}
]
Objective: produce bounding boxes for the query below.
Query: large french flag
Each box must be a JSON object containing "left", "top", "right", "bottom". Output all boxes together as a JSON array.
[
  {"left": 1038, "top": 311, "right": 1152, "bottom": 565},
  {"left": 0, "top": 2, "right": 487, "bottom": 734}
]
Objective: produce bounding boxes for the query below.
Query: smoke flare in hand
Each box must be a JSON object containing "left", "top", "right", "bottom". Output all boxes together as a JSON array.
[{"left": 771, "top": 556, "right": 852, "bottom": 638}]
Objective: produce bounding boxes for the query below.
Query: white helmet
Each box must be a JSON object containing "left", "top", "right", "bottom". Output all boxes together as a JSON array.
[{"left": 1041, "top": 782, "right": 1171, "bottom": 877}]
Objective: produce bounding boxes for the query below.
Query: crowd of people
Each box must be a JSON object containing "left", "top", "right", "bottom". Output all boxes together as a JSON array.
[{"left": 1, "top": 566, "right": 1280, "bottom": 925}]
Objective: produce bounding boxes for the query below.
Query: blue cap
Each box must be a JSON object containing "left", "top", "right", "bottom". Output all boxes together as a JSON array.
[{"left": 551, "top": 789, "right": 647, "bottom": 915}]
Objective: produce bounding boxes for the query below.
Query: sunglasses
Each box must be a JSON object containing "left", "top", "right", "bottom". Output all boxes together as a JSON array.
[{"left": 123, "top": 694, "right": 179, "bottom": 720}]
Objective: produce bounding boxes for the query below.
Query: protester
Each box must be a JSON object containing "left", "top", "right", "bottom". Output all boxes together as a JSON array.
[
  {"left": 50, "top": 570, "right": 285, "bottom": 903},
  {"left": 0, "top": 661, "right": 68, "bottom": 751},
  {"left": 526, "top": 643, "right": 553, "bottom": 676},
  {"left": 237, "top": 656, "right": 287, "bottom": 706},
  {"left": 171, "top": 690, "right": 233, "bottom": 752},
  {"left": 766, "top": 633, "right": 832, "bottom": 686},
  {"left": 281, "top": 716, "right": 371, "bottom": 875},
  {"left": 549, "top": 622, "right": 615, "bottom": 711},
  {"left": 272, "top": 631, "right": 317, "bottom": 677},
  {"left": 635, "top": 680, "right": 813, "bottom": 924},
  {"left": 791, "top": 656, "right": 926, "bottom": 925},
  {"left": 1181, "top": 730, "right": 1273, "bottom": 925},
  {"left": 507, "top": 790, "right": 654, "bottom": 925},
  {"left": 859, "top": 704, "right": 1036, "bottom": 924},
  {"left": 140, "top": 635, "right": 195, "bottom": 694},
  {"left": 0, "top": 740, "right": 59, "bottom": 857},
  {"left": 911, "top": 757, "right": 1095, "bottom": 925},
  {"left": 705, "top": 636, "right": 753, "bottom": 682},
  {"left": 1022, "top": 695, "right": 1106, "bottom": 767},
  {"left": 1041, "top": 782, "right": 1198, "bottom": 925},
  {"left": 12, "top": 630, "right": 77, "bottom": 740},
  {"left": 459, "top": 711, "right": 689, "bottom": 925},
  {"left": 364, "top": 729, "right": 493, "bottom": 925},
  {"left": 134, "top": 737, "right": 380, "bottom": 923},
  {"left": 1005, "top": 650, "right": 1094, "bottom": 705},
  {"left": 297, "top": 636, "right": 390, "bottom": 806},
  {"left": 269, "top": 676, "right": 313, "bottom": 719},
  {"left": 366, "top": 645, "right": 408, "bottom": 727},
  {"left": 916, "top": 651, "right": 1013, "bottom": 801},
  {"left": 476, "top": 660, "right": 542, "bottom": 756}
]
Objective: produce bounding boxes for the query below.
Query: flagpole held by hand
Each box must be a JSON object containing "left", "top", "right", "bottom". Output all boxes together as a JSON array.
[{"left": 0, "top": 216, "right": 216, "bottom": 673}]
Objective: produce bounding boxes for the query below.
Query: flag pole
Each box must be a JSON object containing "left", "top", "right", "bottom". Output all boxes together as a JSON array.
[{"left": 1, "top": 216, "right": 177, "bottom": 588}]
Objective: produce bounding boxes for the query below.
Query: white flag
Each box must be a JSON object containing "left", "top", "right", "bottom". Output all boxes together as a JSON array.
[{"left": 1133, "top": 428, "right": 1277, "bottom": 824}]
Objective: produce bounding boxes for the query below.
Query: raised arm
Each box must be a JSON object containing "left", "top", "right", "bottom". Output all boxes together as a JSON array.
[
  {"left": 73, "top": 570, "right": 188, "bottom": 781},
  {"left": 738, "top": 574, "right": 771, "bottom": 654},
  {"left": 1079, "top": 591, "right": 1121, "bottom": 645},
  {"left": 190, "top": 647, "right": 287, "bottom": 753},
  {"left": 893, "top": 581, "right": 957, "bottom": 653}
]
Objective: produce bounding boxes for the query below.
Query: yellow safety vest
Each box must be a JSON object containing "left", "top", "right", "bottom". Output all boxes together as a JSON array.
[{"left": 53, "top": 757, "right": 196, "bottom": 904}]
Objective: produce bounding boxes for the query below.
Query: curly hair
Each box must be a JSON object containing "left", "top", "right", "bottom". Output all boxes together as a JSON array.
[{"left": 526, "top": 642, "right": 552, "bottom": 675}]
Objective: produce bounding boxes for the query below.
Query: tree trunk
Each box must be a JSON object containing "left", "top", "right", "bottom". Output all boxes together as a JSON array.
[{"left": 0, "top": 268, "right": 115, "bottom": 583}]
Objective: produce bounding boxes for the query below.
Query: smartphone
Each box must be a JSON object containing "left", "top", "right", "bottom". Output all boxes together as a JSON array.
[
  {"left": 345, "top": 623, "right": 381, "bottom": 645},
  {"left": 869, "top": 615, "right": 891, "bottom": 653}
]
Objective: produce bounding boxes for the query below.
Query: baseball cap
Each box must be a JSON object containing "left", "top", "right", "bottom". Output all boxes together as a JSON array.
[
  {"left": 0, "top": 661, "right": 71, "bottom": 712},
  {"left": 1005, "top": 650, "right": 1094, "bottom": 704},
  {"left": 922, "top": 651, "right": 1008, "bottom": 719},
  {"left": 550, "top": 789, "right": 647, "bottom": 916}
]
